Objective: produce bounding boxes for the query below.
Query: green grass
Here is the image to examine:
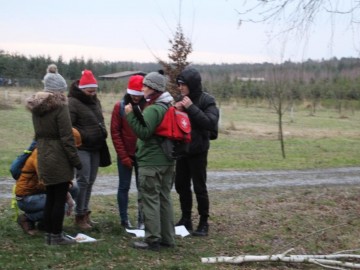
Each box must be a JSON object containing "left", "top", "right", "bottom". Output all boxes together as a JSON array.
[
  {"left": 1, "top": 89, "right": 360, "bottom": 269},
  {"left": 2, "top": 186, "right": 360, "bottom": 269},
  {"left": 1, "top": 90, "right": 360, "bottom": 177}
]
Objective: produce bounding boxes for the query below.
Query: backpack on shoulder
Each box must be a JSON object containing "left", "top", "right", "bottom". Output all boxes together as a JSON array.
[
  {"left": 155, "top": 104, "right": 191, "bottom": 160},
  {"left": 9, "top": 140, "right": 37, "bottom": 181}
]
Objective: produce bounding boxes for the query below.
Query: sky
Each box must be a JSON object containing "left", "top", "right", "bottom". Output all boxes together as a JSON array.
[{"left": 1, "top": 0, "right": 359, "bottom": 64}]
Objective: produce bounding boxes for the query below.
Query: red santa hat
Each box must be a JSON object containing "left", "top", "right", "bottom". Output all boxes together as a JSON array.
[
  {"left": 127, "top": 75, "right": 144, "bottom": 96},
  {"left": 79, "top": 70, "right": 98, "bottom": 89}
]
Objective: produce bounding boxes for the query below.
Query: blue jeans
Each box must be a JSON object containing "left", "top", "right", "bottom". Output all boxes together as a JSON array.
[
  {"left": 17, "top": 193, "right": 46, "bottom": 222},
  {"left": 117, "top": 156, "right": 142, "bottom": 223},
  {"left": 75, "top": 150, "right": 100, "bottom": 216},
  {"left": 17, "top": 185, "right": 79, "bottom": 222}
]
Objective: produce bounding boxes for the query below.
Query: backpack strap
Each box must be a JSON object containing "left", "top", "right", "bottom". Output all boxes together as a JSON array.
[
  {"left": 11, "top": 184, "right": 19, "bottom": 221},
  {"left": 155, "top": 101, "right": 170, "bottom": 110},
  {"left": 119, "top": 100, "right": 125, "bottom": 118}
]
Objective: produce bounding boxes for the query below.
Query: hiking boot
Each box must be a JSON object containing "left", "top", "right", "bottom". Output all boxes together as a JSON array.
[
  {"left": 192, "top": 222, "right": 209, "bottom": 237},
  {"left": 121, "top": 220, "right": 133, "bottom": 229},
  {"left": 17, "top": 214, "right": 37, "bottom": 235},
  {"left": 85, "top": 211, "right": 98, "bottom": 225},
  {"left": 175, "top": 217, "right": 193, "bottom": 232},
  {"left": 50, "top": 233, "right": 76, "bottom": 245},
  {"left": 75, "top": 215, "right": 92, "bottom": 230},
  {"left": 133, "top": 241, "right": 160, "bottom": 251}
]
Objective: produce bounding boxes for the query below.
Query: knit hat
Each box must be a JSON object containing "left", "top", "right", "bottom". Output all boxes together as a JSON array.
[
  {"left": 127, "top": 75, "right": 144, "bottom": 96},
  {"left": 79, "top": 70, "right": 98, "bottom": 89},
  {"left": 43, "top": 64, "right": 67, "bottom": 92},
  {"left": 143, "top": 72, "right": 166, "bottom": 92}
]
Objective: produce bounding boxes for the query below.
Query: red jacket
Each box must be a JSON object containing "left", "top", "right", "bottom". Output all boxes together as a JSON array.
[{"left": 110, "top": 101, "right": 138, "bottom": 162}]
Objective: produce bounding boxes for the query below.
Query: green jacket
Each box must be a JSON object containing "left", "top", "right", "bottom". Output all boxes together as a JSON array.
[
  {"left": 26, "top": 91, "right": 81, "bottom": 186},
  {"left": 126, "top": 97, "right": 175, "bottom": 167}
]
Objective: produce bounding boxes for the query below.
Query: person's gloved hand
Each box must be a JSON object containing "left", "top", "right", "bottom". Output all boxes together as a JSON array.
[{"left": 122, "top": 157, "right": 133, "bottom": 169}]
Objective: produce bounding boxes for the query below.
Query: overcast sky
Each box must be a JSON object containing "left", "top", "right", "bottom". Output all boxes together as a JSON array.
[{"left": 1, "top": 0, "right": 359, "bottom": 64}]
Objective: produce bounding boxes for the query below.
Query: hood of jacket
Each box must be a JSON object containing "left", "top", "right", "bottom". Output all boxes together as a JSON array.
[
  {"left": 156, "top": 91, "right": 174, "bottom": 104},
  {"left": 177, "top": 67, "right": 202, "bottom": 100},
  {"left": 26, "top": 91, "right": 68, "bottom": 116}
]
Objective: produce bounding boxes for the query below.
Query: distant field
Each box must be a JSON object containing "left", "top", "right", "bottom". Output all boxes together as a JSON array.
[{"left": 1, "top": 87, "right": 359, "bottom": 177}]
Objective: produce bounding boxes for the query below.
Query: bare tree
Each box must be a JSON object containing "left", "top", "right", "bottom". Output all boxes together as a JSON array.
[
  {"left": 235, "top": 0, "right": 360, "bottom": 56},
  {"left": 236, "top": 1, "right": 360, "bottom": 32},
  {"left": 265, "top": 68, "right": 294, "bottom": 159}
]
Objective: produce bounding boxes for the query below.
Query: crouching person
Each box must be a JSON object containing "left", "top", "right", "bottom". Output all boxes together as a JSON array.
[{"left": 16, "top": 128, "right": 82, "bottom": 239}]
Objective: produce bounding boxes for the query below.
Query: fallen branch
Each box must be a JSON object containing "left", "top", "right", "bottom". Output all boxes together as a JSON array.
[{"left": 201, "top": 250, "right": 360, "bottom": 269}]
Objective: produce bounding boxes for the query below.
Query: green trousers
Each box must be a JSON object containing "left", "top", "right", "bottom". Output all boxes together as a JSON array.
[{"left": 138, "top": 165, "right": 175, "bottom": 245}]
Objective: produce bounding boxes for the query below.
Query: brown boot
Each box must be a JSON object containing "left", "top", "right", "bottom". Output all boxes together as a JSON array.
[
  {"left": 17, "top": 214, "right": 37, "bottom": 235},
  {"left": 75, "top": 215, "right": 92, "bottom": 230},
  {"left": 85, "top": 211, "right": 98, "bottom": 226}
]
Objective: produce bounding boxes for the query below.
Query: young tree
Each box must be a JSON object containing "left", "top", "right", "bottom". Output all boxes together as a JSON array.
[
  {"left": 157, "top": 24, "right": 192, "bottom": 97},
  {"left": 265, "top": 68, "right": 295, "bottom": 159}
]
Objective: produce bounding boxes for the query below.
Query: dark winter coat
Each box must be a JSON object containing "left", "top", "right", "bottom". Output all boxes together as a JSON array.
[
  {"left": 26, "top": 91, "right": 81, "bottom": 186},
  {"left": 68, "top": 80, "right": 106, "bottom": 151},
  {"left": 110, "top": 94, "right": 146, "bottom": 162},
  {"left": 177, "top": 67, "right": 219, "bottom": 155}
]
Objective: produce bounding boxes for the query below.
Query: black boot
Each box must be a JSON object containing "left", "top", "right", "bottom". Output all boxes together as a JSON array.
[
  {"left": 192, "top": 216, "right": 209, "bottom": 237},
  {"left": 175, "top": 216, "right": 193, "bottom": 232}
]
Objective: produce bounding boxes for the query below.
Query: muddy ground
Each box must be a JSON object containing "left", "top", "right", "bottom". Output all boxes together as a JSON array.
[{"left": 1, "top": 167, "right": 359, "bottom": 199}]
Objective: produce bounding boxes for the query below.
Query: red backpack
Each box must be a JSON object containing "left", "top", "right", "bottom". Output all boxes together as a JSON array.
[
  {"left": 155, "top": 104, "right": 191, "bottom": 160},
  {"left": 155, "top": 106, "right": 191, "bottom": 143}
]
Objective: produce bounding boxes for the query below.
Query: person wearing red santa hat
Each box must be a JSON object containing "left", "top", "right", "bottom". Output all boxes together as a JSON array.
[
  {"left": 68, "top": 69, "right": 110, "bottom": 230},
  {"left": 110, "top": 75, "right": 146, "bottom": 229}
]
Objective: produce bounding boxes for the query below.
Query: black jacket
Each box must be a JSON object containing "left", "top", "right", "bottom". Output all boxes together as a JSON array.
[
  {"left": 68, "top": 80, "right": 106, "bottom": 151},
  {"left": 177, "top": 68, "right": 219, "bottom": 155}
]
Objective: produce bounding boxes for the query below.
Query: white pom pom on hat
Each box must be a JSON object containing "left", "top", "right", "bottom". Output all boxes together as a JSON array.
[{"left": 43, "top": 64, "right": 67, "bottom": 92}]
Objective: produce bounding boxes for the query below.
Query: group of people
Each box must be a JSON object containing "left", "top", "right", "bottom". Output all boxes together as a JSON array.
[
  {"left": 16, "top": 64, "right": 219, "bottom": 250},
  {"left": 18, "top": 64, "right": 109, "bottom": 245}
]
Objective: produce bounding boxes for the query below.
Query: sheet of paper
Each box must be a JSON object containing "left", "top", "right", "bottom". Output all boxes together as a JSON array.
[
  {"left": 125, "top": 228, "right": 145, "bottom": 237},
  {"left": 175, "top": 225, "right": 190, "bottom": 237},
  {"left": 126, "top": 225, "right": 190, "bottom": 238},
  {"left": 67, "top": 233, "right": 97, "bottom": 243}
]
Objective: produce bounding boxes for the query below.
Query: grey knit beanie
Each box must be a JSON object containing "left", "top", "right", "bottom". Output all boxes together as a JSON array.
[
  {"left": 43, "top": 64, "right": 67, "bottom": 92},
  {"left": 143, "top": 72, "right": 166, "bottom": 92}
]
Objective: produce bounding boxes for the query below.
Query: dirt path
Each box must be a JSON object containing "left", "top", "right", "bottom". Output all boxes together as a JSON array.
[{"left": 1, "top": 167, "right": 359, "bottom": 199}]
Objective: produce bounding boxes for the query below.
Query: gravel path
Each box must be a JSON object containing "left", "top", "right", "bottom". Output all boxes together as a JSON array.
[{"left": 1, "top": 167, "right": 359, "bottom": 199}]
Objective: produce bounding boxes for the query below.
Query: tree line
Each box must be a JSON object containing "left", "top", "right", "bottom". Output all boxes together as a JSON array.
[{"left": 1, "top": 49, "right": 360, "bottom": 108}]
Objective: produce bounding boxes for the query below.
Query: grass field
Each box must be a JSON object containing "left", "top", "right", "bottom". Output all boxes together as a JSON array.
[
  {"left": 1, "top": 88, "right": 360, "bottom": 269},
  {"left": 1, "top": 88, "right": 360, "bottom": 177}
]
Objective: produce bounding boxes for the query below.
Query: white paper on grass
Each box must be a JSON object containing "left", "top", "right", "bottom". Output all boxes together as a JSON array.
[
  {"left": 175, "top": 225, "right": 190, "bottom": 237},
  {"left": 126, "top": 225, "right": 190, "bottom": 238},
  {"left": 66, "top": 233, "right": 97, "bottom": 243}
]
